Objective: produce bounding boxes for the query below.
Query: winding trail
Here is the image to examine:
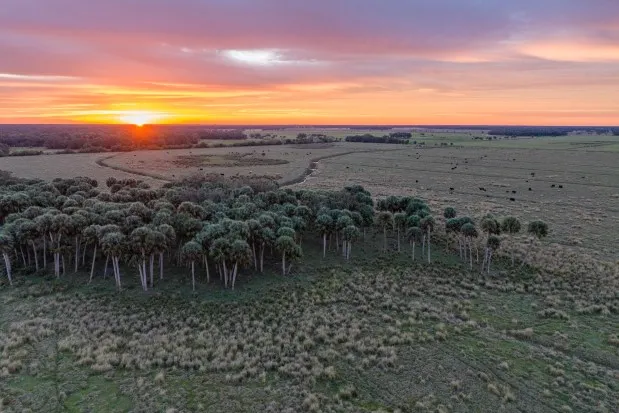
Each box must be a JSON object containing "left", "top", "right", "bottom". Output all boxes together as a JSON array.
[{"left": 95, "top": 147, "right": 402, "bottom": 188}]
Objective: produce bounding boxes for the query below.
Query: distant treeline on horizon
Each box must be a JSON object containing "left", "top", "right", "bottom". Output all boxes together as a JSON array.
[{"left": 0, "top": 124, "right": 616, "bottom": 154}]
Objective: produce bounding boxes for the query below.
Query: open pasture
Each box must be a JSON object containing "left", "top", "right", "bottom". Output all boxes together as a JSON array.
[
  {"left": 99, "top": 142, "right": 393, "bottom": 184},
  {"left": 295, "top": 137, "right": 619, "bottom": 258}
]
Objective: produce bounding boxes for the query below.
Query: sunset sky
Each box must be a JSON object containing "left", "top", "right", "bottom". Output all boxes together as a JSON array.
[{"left": 1, "top": 0, "right": 618, "bottom": 125}]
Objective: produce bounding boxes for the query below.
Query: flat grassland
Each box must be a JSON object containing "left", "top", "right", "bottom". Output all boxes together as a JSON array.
[
  {"left": 0, "top": 131, "right": 618, "bottom": 412},
  {"left": 1, "top": 239, "right": 617, "bottom": 413}
]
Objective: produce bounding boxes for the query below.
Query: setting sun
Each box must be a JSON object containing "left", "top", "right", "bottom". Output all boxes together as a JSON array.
[{"left": 118, "top": 111, "right": 165, "bottom": 126}]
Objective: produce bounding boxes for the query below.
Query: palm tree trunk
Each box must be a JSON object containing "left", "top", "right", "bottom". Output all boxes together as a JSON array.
[
  {"left": 397, "top": 228, "right": 400, "bottom": 252},
  {"left": 347, "top": 242, "right": 351, "bottom": 260},
  {"left": 383, "top": 227, "right": 387, "bottom": 252},
  {"left": 322, "top": 233, "right": 327, "bottom": 258},
  {"left": 422, "top": 235, "right": 425, "bottom": 255},
  {"left": 469, "top": 240, "right": 473, "bottom": 270},
  {"left": 231, "top": 262, "right": 238, "bottom": 289},
  {"left": 159, "top": 252, "right": 164, "bottom": 280},
  {"left": 191, "top": 261, "right": 196, "bottom": 291},
  {"left": 342, "top": 240, "right": 347, "bottom": 258},
  {"left": 30, "top": 241, "right": 39, "bottom": 271},
  {"left": 104, "top": 255, "right": 109, "bottom": 279},
  {"left": 114, "top": 256, "right": 121, "bottom": 290},
  {"left": 62, "top": 255, "right": 66, "bottom": 276},
  {"left": 282, "top": 252, "right": 286, "bottom": 276},
  {"left": 42, "top": 236, "right": 47, "bottom": 268},
  {"left": 138, "top": 264, "right": 144, "bottom": 291},
  {"left": 252, "top": 243, "right": 257, "bottom": 270},
  {"left": 427, "top": 230, "right": 431, "bottom": 263},
  {"left": 481, "top": 248, "right": 488, "bottom": 273},
  {"left": 204, "top": 254, "right": 210, "bottom": 283},
  {"left": 74, "top": 236, "right": 79, "bottom": 273},
  {"left": 149, "top": 254, "right": 154, "bottom": 288},
  {"left": 336, "top": 232, "right": 339, "bottom": 252},
  {"left": 260, "top": 244, "right": 265, "bottom": 273},
  {"left": 89, "top": 245, "right": 97, "bottom": 283},
  {"left": 3, "top": 252, "right": 12, "bottom": 285},
  {"left": 19, "top": 245, "right": 26, "bottom": 267},
  {"left": 412, "top": 241, "right": 416, "bottom": 261},
  {"left": 487, "top": 251, "right": 493, "bottom": 274}
]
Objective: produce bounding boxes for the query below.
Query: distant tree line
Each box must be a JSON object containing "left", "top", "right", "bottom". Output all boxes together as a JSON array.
[
  {"left": 0, "top": 125, "right": 334, "bottom": 156},
  {"left": 487, "top": 126, "right": 619, "bottom": 137},
  {"left": 345, "top": 134, "right": 409, "bottom": 144}
]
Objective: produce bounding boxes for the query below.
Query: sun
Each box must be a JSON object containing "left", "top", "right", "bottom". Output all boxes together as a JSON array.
[{"left": 119, "top": 111, "right": 164, "bottom": 126}]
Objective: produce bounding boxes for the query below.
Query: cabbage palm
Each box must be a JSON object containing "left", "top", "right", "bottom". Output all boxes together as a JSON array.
[
  {"left": 420, "top": 215, "right": 436, "bottom": 263},
  {"left": 376, "top": 211, "right": 394, "bottom": 252},
  {"left": 275, "top": 235, "right": 300, "bottom": 276},
  {"left": 83, "top": 225, "right": 100, "bottom": 282},
  {"left": 521, "top": 220, "right": 548, "bottom": 269},
  {"left": 229, "top": 239, "right": 252, "bottom": 289},
  {"left": 315, "top": 214, "right": 333, "bottom": 258},
  {"left": 443, "top": 207, "right": 457, "bottom": 220},
  {"left": 393, "top": 212, "right": 407, "bottom": 252},
  {"left": 181, "top": 240, "right": 203, "bottom": 291},
  {"left": 485, "top": 235, "right": 501, "bottom": 274},
  {"left": 405, "top": 226, "right": 422, "bottom": 261},
  {"left": 0, "top": 232, "right": 14, "bottom": 285},
  {"left": 342, "top": 225, "right": 360, "bottom": 260},
  {"left": 101, "top": 232, "right": 125, "bottom": 290},
  {"left": 461, "top": 223, "right": 479, "bottom": 270},
  {"left": 501, "top": 216, "right": 521, "bottom": 266}
]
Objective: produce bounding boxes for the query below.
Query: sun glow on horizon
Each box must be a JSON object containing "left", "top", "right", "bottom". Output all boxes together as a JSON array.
[{"left": 118, "top": 111, "right": 167, "bottom": 126}]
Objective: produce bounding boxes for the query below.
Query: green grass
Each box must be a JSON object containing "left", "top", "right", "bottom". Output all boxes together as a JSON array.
[{"left": 1, "top": 235, "right": 618, "bottom": 412}]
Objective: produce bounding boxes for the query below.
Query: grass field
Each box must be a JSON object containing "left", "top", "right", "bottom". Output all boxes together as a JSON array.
[
  {"left": 1, "top": 235, "right": 617, "bottom": 412},
  {"left": 0, "top": 131, "right": 618, "bottom": 412}
]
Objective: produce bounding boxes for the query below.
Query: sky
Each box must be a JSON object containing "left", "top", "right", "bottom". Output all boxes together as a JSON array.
[{"left": 1, "top": 0, "right": 618, "bottom": 125}]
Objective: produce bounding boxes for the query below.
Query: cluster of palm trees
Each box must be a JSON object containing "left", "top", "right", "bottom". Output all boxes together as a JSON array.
[
  {"left": 443, "top": 209, "right": 548, "bottom": 273},
  {"left": 0, "top": 177, "right": 377, "bottom": 289},
  {"left": 0, "top": 175, "right": 549, "bottom": 289}
]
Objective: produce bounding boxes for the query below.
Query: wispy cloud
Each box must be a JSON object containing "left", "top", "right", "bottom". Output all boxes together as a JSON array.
[{"left": 0, "top": 0, "right": 618, "bottom": 124}]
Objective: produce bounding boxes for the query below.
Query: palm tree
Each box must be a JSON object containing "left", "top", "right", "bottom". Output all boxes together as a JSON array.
[
  {"left": 420, "top": 215, "right": 435, "bottom": 263},
  {"left": 393, "top": 212, "right": 407, "bottom": 252},
  {"left": 461, "top": 223, "right": 479, "bottom": 270},
  {"left": 342, "top": 225, "right": 360, "bottom": 260},
  {"left": 315, "top": 214, "right": 333, "bottom": 258},
  {"left": 34, "top": 214, "right": 53, "bottom": 269},
  {"left": 145, "top": 230, "right": 166, "bottom": 288},
  {"left": 445, "top": 218, "right": 463, "bottom": 258},
  {"left": 485, "top": 235, "right": 501, "bottom": 274},
  {"left": 181, "top": 240, "right": 202, "bottom": 291},
  {"left": 376, "top": 211, "right": 394, "bottom": 252},
  {"left": 130, "top": 227, "right": 152, "bottom": 291},
  {"left": 100, "top": 232, "right": 125, "bottom": 290},
  {"left": 70, "top": 214, "right": 89, "bottom": 273},
  {"left": 443, "top": 207, "right": 457, "bottom": 220},
  {"left": 51, "top": 214, "right": 73, "bottom": 277},
  {"left": 83, "top": 225, "right": 100, "bottom": 282},
  {"left": 19, "top": 220, "right": 40, "bottom": 271},
  {"left": 157, "top": 224, "right": 176, "bottom": 280},
  {"left": 256, "top": 227, "right": 275, "bottom": 273},
  {"left": 275, "top": 235, "right": 299, "bottom": 276},
  {"left": 210, "top": 237, "right": 232, "bottom": 287},
  {"left": 501, "top": 216, "right": 521, "bottom": 266},
  {"left": 405, "top": 226, "right": 422, "bottom": 261},
  {"left": 0, "top": 232, "right": 14, "bottom": 285},
  {"left": 335, "top": 215, "right": 353, "bottom": 257},
  {"left": 229, "top": 239, "right": 252, "bottom": 289},
  {"left": 521, "top": 220, "right": 548, "bottom": 269}
]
